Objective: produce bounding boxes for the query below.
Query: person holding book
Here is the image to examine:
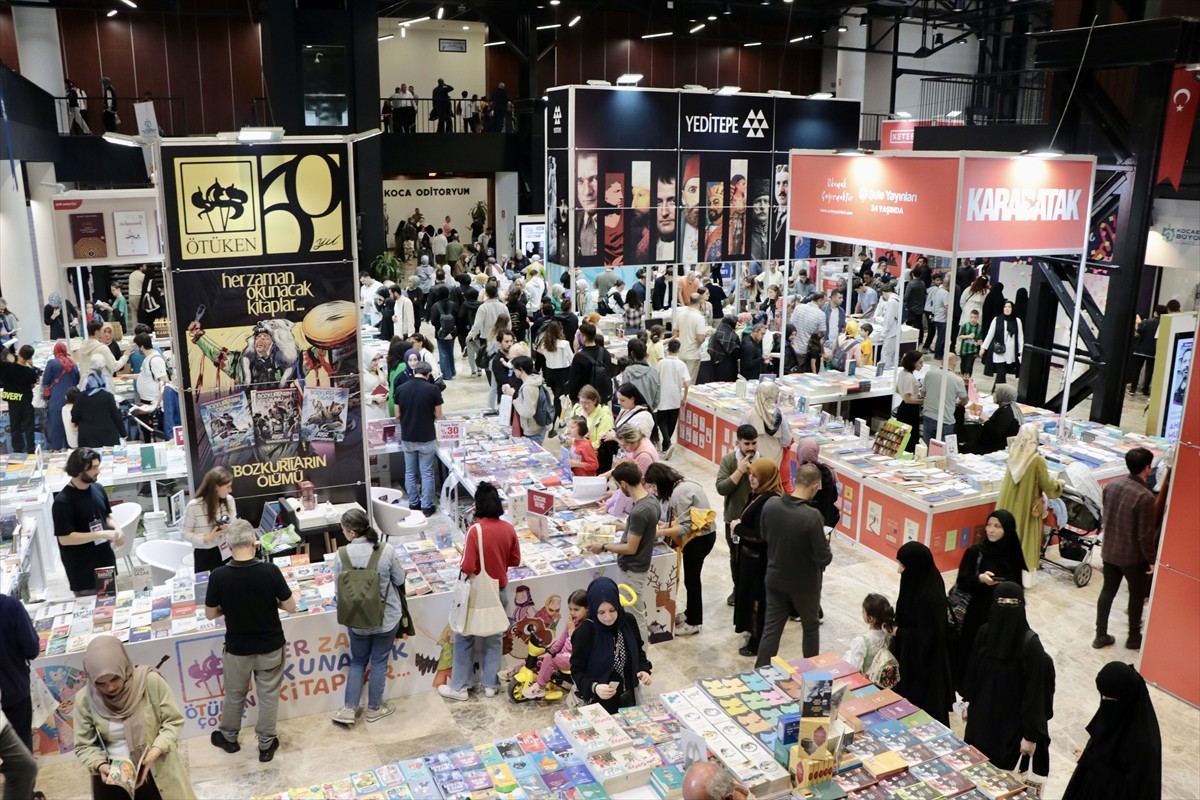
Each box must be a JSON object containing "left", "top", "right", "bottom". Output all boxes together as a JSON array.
[
  {"left": 52, "top": 447, "right": 124, "bottom": 596},
  {"left": 962, "top": 581, "right": 1053, "bottom": 781},
  {"left": 73, "top": 636, "right": 196, "bottom": 799},
  {"left": 181, "top": 466, "right": 236, "bottom": 574},
  {"left": 1062, "top": 661, "right": 1161, "bottom": 800},
  {"left": 569, "top": 576, "right": 652, "bottom": 714},
  {"left": 564, "top": 416, "right": 599, "bottom": 477},
  {"left": 888, "top": 541, "right": 954, "bottom": 724}
]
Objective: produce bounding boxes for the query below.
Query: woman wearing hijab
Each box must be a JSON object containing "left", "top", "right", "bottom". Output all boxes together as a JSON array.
[
  {"left": 42, "top": 341, "right": 81, "bottom": 450},
  {"left": 570, "top": 576, "right": 652, "bottom": 713},
  {"left": 980, "top": 300, "right": 1024, "bottom": 385},
  {"left": 996, "top": 423, "right": 1064, "bottom": 582},
  {"left": 979, "top": 281, "right": 1005, "bottom": 352},
  {"left": 890, "top": 541, "right": 954, "bottom": 723},
  {"left": 782, "top": 324, "right": 805, "bottom": 374},
  {"left": 742, "top": 381, "right": 794, "bottom": 491},
  {"left": 966, "top": 384, "right": 1023, "bottom": 454},
  {"left": 963, "top": 582, "right": 1052, "bottom": 778},
  {"left": 731, "top": 459, "right": 783, "bottom": 657},
  {"left": 832, "top": 319, "right": 864, "bottom": 370},
  {"left": 73, "top": 358, "right": 125, "bottom": 447},
  {"left": 953, "top": 510, "right": 1027, "bottom": 689},
  {"left": 390, "top": 347, "right": 423, "bottom": 398},
  {"left": 73, "top": 636, "right": 195, "bottom": 799},
  {"left": 44, "top": 291, "right": 80, "bottom": 340},
  {"left": 1063, "top": 662, "right": 1161, "bottom": 800},
  {"left": 707, "top": 314, "right": 742, "bottom": 383}
]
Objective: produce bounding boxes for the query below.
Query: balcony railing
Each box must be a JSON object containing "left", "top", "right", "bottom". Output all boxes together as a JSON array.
[{"left": 55, "top": 95, "right": 189, "bottom": 137}]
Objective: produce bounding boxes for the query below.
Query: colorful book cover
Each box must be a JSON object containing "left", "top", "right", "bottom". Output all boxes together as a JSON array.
[
  {"left": 925, "top": 734, "right": 967, "bottom": 758},
  {"left": 832, "top": 767, "right": 877, "bottom": 792},
  {"left": 516, "top": 730, "right": 547, "bottom": 754},
  {"left": 876, "top": 770, "right": 921, "bottom": 794},
  {"left": 351, "top": 770, "right": 381, "bottom": 794},
  {"left": 375, "top": 765, "right": 406, "bottom": 787},
  {"left": 251, "top": 388, "right": 300, "bottom": 444},
  {"left": 199, "top": 393, "right": 254, "bottom": 455},
  {"left": 300, "top": 385, "right": 350, "bottom": 442},
  {"left": 942, "top": 746, "right": 989, "bottom": 771},
  {"left": 495, "top": 739, "right": 524, "bottom": 760},
  {"left": 69, "top": 212, "right": 108, "bottom": 258},
  {"left": 538, "top": 726, "right": 569, "bottom": 750},
  {"left": 322, "top": 779, "right": 356, "bottom": 799}
]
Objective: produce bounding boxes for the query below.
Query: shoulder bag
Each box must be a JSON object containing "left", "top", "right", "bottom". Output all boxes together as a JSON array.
[{"left": 449, "top": 523, "right": 510, "bottom": 637}]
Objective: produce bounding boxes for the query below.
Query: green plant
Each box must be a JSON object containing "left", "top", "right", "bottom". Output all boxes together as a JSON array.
[
  {"left": 370, "top": 250, "right": 404, "bottom": 284},
  {"left": 468, "top": 200, "right": 488, "bottom": 230}
]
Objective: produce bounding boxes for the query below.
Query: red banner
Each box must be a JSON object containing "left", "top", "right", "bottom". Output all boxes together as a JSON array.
[
  {"left": 957, "top": 156, "right": 1096, "bottom": 255},
  {"left": 1157, "top": 66, "right": 1199, "bottom": 191},
  {"left": 879, "top": 119, "right": 964, "bottom": 151}
]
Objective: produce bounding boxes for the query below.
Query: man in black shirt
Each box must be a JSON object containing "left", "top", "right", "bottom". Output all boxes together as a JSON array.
[
  {"left": 51, "top": 448, "right": 123, "bottom": 595},
  {"left": 568, "top": 323, "right": 614, "bottom": 402},
  {"left": 205, "top": 520, "right": 296, "bottom": 762},
  {"left": 0, "top": 345, "right": 40, "bottom": 453},
  {"left": 490, "top": 330, "right": 519, "bottom": 407},
  {"left": 585, "top": 461, "right": 657, "bottom": 645},
  {"left": 394, "top": 361, "right": 444, "bottom": 515}
]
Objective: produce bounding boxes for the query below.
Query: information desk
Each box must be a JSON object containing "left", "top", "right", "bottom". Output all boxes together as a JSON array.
[{"left": 29, "top": 508, "right": 679, "bottom": 763}]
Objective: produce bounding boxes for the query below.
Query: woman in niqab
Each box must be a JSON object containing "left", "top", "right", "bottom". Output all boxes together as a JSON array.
[{"left": 889, "top": 541, "right": 954, "bottom": 723}]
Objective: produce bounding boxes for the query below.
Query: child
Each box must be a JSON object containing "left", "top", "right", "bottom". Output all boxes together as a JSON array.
[
  {"left": 655, "top": 338, "right": 690, "bottom": 458},
  {"left": 805, "top": 332, "right": 825, "bottom": 373},
  {"left": 858, "top": 322, "right": 875, "bottom": 367},
  {"left": 646, "top": 325, "right": 665, "bottom": 367},
  {"left": 523, "top": 589, "right": 588, "bottom": 699},
  {"left": 565, "top": 416, "right": 599, "bottom": 477},
  {"left": 842, "top": 593, "right": 899, "bottom": 688},
  {"left": 957, "top": 309, "right": 982, "bottom": 377}
]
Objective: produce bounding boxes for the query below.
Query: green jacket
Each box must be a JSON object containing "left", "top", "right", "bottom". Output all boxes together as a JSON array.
[
  {"left": 73, "top": 671, "right": 197, "bottom": 800},
  {"left": 996, "top": 455, "right": 1063, "bottom": 573},
  {"left": 716, "top": 451, "right": 753, "bottom": 524}
]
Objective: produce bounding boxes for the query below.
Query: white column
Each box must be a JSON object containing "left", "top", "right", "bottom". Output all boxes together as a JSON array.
[
  {"left": 836, "top": 8, "right": 869, "bottom": 110},
  {"left": 495, "top": 172, "right": 519, "bottom": 259},
  {"left": 12, "top": 2, "right": 69, "bottom": 134},
  {"left": 0, "top": 165, "right": 44, "bottom": 345},
  {"left": 26, "top": 162, "right": 72, "bottom": 323}
]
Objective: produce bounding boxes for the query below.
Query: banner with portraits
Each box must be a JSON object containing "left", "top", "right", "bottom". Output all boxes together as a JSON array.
[
  {"left": 544, "top": 86, "right": 861, "bottom": 271},
  {"left": 158, "top": 138, "right": 365, "bottom": 510}
]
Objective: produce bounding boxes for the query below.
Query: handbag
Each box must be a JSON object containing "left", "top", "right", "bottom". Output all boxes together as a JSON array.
[
  {"left": 1011, "top": 755, "right": 1045, "bottom": 798},
  {"left": 947, "top": 583, "right": 970, "bottom": 630},
  {"left": 449, "top": 523, "right": 510, "bottom": 637}
]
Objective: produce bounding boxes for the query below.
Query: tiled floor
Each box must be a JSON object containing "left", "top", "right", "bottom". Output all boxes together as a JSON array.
[{"left": 29, "top": 335, "right": 1199, "bottom": 800}]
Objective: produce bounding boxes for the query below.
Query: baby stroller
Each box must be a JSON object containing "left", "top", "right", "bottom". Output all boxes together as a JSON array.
[{"left": 1041, "top": 461, "right": 1103, "bottom": 587}]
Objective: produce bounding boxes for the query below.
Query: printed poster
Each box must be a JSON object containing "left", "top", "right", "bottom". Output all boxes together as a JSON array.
[
  {"left": 69, "top": 212, "right": 107, "bottom": 258},
  {"left": 112, "top": 210, "right": 151, "bottom": 257},
  {"left": 251, "top": 388, "right": 300, "bottom": 444}
]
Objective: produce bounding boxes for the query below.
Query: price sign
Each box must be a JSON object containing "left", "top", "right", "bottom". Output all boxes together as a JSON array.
[
  {"left": 436, "top": 420, "right": 464, "bottom": 442},
  {"left": 173, "top": 426, "right": 185, "bottom": 446},
  {"left": 527, "top": 488, "right": 555, "bottom": 517}
]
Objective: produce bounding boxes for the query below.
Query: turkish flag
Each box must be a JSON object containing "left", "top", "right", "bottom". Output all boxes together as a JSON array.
[{"left": 1157, "top": 66, "right": 1199, "bottom": 190}]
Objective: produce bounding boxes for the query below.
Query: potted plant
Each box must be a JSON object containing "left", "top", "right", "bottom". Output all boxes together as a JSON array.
[
  {"left": 468, "top": 201, "right": 488, "bottom": 232},
  {"left": 370, "top": 250, "right": 404, "bottom": 284}
]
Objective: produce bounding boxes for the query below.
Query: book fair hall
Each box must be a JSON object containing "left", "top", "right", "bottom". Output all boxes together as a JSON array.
[{"left": 1, "top": 2, "right": 1199, "bottom": 799}]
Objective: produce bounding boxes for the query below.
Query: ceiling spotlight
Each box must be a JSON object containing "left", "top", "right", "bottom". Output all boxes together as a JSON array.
[
  {"left": 238, "top": 127, "right": 285, "bottom": 142},
  {"left": 723, "top": 2, "right": 732, "bottom": 14},
  {"left": 707, "top": 14, "right": 717, "bottom": 20},
  {"left": 690, "top": 23, "right": 705, "bottom": 33},
  {"left": 462, "top": 25, "right": 469, "bottom": 30},
  {"left": 616, "top": 73, "right": 644, "bottom": 85},
  {"left": 642, "top": 31, "right": 673, "bottom": 38},
  {"left": 401, "top": 28, "right": 405, "bottom": 37},
  {"left": 378, "top": 33, "right": 394, "bottom": 41},
  {"left": 586, "top": 79, "right": 612, "bottom": 86},
  {"left": 537, "top": 23, "right": 561, "bottom": 29},
  {"left": 933, "top": 32, "right": 944, "bottom": 46},
  {"left": 436, "top": 6, "right": 444, "bottom": 18},
  {"left": 107, "top": 9, "right": 118, "bottom": 16},
  {"left": 121, "top": 0, "right": 137, "bottom": 6},
  {"left": 743, "top": 41, "right": 761, "bottom": 47},
  {"left": 483, "top": 40, "right": 505, "bottom": 46},
  {"left": 717, "top": 86, "right": 741, "bottom": 95},
  {"left": 790, "top": 34, "right": 813, "bottom": 42},
  {"left": 569, "top": 16, "right": 581, "bottom": 26},
  {"left": 550, "top": 0, "right": 561, "bottom": 4},
  {"left": 945, "top": 109, "right": 962, "bottom": 117},
  {"left": 837, "top": 19, "right": 848, "bottom": 32},
  {"left": 893, "top": 111, "right": 912, "bottom": 118}
]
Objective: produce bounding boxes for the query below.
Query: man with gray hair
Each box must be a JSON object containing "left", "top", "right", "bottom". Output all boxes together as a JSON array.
[
  {"left": 682, "top": 761, "right": 753, "bottom": 800},
  {"left": 739, "top": 323, "right": 771, "bottom": 380},
  {"left": 673, "top": 292, "right": 708, "bottom": 383},
  {"left": 921, "top": 351, "right": 966, "bottom": 445},
  {"left": 789, "top": 290, "right": 826, "bottom": 349},
  {"left": 205, "top": 519, "right": 297, "bottom": 762}
]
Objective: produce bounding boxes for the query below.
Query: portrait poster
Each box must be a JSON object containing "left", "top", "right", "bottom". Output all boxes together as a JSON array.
[{"left": 169, "top": 261, "right": 364, "bottom": 505}]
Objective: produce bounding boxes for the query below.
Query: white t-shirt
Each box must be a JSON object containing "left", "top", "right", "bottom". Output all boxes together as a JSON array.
[
  {"left": 675, "top": 307, "right": 706, "bottom": 361},
  {"left": 657, "top": 356, "right": 690, "bottom": 410},
  {"left": 63, "top": 404, "right": 79, "bottom": 448},
  {"left": 135, "top": 351, "right": 167, "bottom": 404},
  {"left": 540, "top": 339, "right": 573, "bottom": 370}
]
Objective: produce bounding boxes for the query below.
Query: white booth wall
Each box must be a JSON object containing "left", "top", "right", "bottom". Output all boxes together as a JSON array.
[{"left": 377, "top": 21, "right": 488, "bottom": 101}]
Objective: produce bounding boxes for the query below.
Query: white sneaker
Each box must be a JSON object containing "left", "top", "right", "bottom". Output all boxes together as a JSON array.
[
  {"left": 675, "top": 611, "right": 687, "bottom": 625},
  {"left": 484, "top": 687, "right": 499, "bottom": 698},
  {"left": 675, "top": 622, "right": 701, "bottom": 636},
  {"left": 437, "top": 684, "right": 469, "bottom": 702}
]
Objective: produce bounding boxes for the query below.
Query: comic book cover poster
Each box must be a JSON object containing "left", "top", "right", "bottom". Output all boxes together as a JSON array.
[
  {"left": 251, "top": 387, "right": 300, "bottom": 444},
  {"left": 168, "top": 261, "right": 364, "bottom": 509},
  {"left": 198, "top": 394, "right": 254, "bottom": 455},
  {"left": 300, "top": 386, "right": 349, "bottom": 442}
]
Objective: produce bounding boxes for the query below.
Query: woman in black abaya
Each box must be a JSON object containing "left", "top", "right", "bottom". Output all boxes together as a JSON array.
[
  {"left": 952, "top": 509, "right": 1026, "bottom": 690},
  {"left": 963, "top": 582, "right": 1052, "bottom": 777},
  {"left": 889, "top": 541, "right": 954, "bottom": 723},
  {"left": 1063, "top": 662, "right": 1161, "bottom": 800},
  {"left": 979, "top": 281, "right": 1006, "bottom": 376}
]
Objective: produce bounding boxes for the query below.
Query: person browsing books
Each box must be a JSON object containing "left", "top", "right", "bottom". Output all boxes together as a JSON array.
[{"left": 181, "top": 466, "right": 236, "bottom": 574}]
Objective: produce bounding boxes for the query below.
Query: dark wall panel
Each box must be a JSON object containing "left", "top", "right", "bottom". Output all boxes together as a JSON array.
[
  {"left": 129, "top": 15, "right": 168, "bottom": 98},
  {"left": 100, "top": 16, "right": 138, "bottom": 104},
  {"left": 59, "top": 10, "right": 102, "bottom": 89},
  {"left": 230, "top": 21, "right": 262, "bottom": 129},
  {"left": 696, "top": 40, "right": 719, "bottom": 89}
]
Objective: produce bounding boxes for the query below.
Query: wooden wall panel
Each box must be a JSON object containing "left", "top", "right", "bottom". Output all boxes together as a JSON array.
[
  {"left": 628, "top": 30, "right": 651, "bottom": 81},
  {"left": 579, "top": 25, "right": 605, "bottom": 85},
  {"left": 229, "top": 20, "right": 262, "bottom": 129},
  {"left": 0, "top": 7, "right": 18, "bottom": 72},
  {"left": 128, "top": 15, "right": 168, "bottom": 99},
  {"left": 695, "top": 39, "right": 719, "bottom": 89},
  {"left": 58, "top": 10, "right": 101, "bottom": 91},
  {"left": 163, "top": 14, "right": 203, "bottom": 136},
  {"left": 648, "top": 38, "right": 674, "bottom": 89},
  {"left": 193, "top": 15, "right": 233, "bottom": 134},
  {"left": 98, "top": 15, "right": 137, "bottom": 103},
  {"left": 603, "top": 15, "right": 627, "bottom": 81}
]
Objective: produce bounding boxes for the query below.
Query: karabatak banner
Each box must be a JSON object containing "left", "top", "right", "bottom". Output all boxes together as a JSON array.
[
  {"left": 787, "top": 153, "right": 961, "bottom": 253},
  {"left": 170, "top": 261, "right": 364, "bottom": 506},
  {"left": 957, "top": 156, "right": 1095, "bottom": 255}
]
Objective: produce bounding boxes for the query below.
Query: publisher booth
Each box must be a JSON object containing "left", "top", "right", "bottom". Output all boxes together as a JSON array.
[{"left": 782, "top": 148, "right": 1098, "bottom": 571}]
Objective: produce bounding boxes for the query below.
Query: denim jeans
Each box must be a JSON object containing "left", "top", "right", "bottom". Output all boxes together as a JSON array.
[
  {"left": 438, "top": 339, "right": 456, "bottom": 379},
  {"left": 922, "top": 416, "right": 956, "bottom": 445},
  {"left": 449, "top": 587, "right": 509, "bottom": 692},
  {"left": 345, "top": 623, "right": 400, "bottom": 709},
  {"left": 402, "top": 439, "right": 438, "bottom": 510}
]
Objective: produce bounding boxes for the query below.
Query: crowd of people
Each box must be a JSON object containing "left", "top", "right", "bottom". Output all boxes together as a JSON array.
[{"left": 382, "top": 81, "right": 513, "bottom": 133}]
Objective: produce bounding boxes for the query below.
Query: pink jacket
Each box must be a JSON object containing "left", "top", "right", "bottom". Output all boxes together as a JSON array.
[{"left": 548, "top": 616, "right": 576, "bottom": 657}]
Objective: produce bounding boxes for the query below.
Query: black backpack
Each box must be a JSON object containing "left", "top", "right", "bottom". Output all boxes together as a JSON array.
[
  {"left": 437, "top": 303, "right": 457, "bottom": 340},
  {"left": 815, "top": 463, "right": 841, "bottom": 528},
  {"left": 579, "top": 348, "right": 612, "bottom": 402}
]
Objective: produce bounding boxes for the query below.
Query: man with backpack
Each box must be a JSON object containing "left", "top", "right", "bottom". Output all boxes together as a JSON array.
[
  {"left": 330, "top": 509, "right": 413, "bottom": 727},
  {"left": 429, "top": 285, "right": 459, "bottom": 380},
  {"left": 568, "top": 323, "right": 614, "bottom": 403},
  {"left": 205, "top": 520, "right": 297, "bottom": 762},
  {"left": 504, "top": 355, "right": 553, "bottom": 443}
]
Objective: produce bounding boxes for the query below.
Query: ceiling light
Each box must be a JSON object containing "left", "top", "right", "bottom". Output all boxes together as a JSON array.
[
  {"left": 550, "top": 0, "right": 560, "bottom": 4},
  {"left": 837, "top": 19, "right": 848, "bottom": 32},
  {"left": 723, "top": 2, "right": 732, "bottom": 14},
  {"left": 107, "top": 9, "right": 118, "bottom": 16},
  {"left": 790, "top": 34, "right": 813, "bottom": 42},
  {"left": 537, "top": 23, "right": 561, "bottom": 29},
  {"left": 436, "top": 6, "right": 444, "bottom": 18},
  {"left": 717, "top": 86, "right": 741, "bottom": 95},
  {"left": 1020, "top": 149, "right": 1063, "bottom": 158},
  {"left": 484, "top": 40, "right": 505, "bottom": 46},
  {"left": 462, "top": 25, "right": 469, "bottom": 30},
  {"left": 238, "top": 127, "right": 285, "bottom": 142},
  {"left": 378, "top": 33, "right": 394, "bottom": 41},
  {"left": 690, "top": 23, "right": 705, "bottom": 33},
  {"left": 744, "top": 41, "right": 761, "bottom": 47},
  {"left": 121, "top": 0, "right": 137, "bottom": 6},
  {"left": 893, "top": 111, "right": 912, "bottom": 118},
  {"left": 945, "top": 109, "right": 962, "bottom": 117},
  {"left": 933, "top": 32, "right": 944, "bottom": 46},
  {"left": 402, "top": 16, "right": 430, "bottom": 25},
  {"left": 102, "top": 132, "right": 143, "bottom": 147},
  {"left": 400, "top": 27, "right": 406, "bottom": 37},
  {"left": 569, "top": 15, "right": 581, "bottom": 26},
  {"left": 642, "top": 31, "right": 673, "bottom": 38},
  {"left": 683, "top": 84, "right": 707, "bottom": 91},
  {"left": 586, "top": 79, "right": 612, "bottom": 86},
  {"left": 810, "top": 92, "right": 833, "bottom": 99},
  {"left": 707, "top": 14, "right": 717, "bottom": 20},
  {"left": 616, "top": 73, "right": 643, "bottom": 85}
]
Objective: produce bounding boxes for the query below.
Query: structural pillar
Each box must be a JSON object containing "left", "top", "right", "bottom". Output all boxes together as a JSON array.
[{"left": 12, "top": 1, "right": 68, "bottom": 134}]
